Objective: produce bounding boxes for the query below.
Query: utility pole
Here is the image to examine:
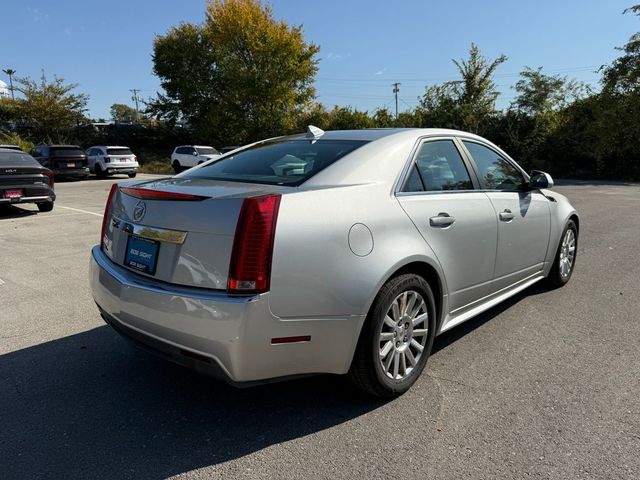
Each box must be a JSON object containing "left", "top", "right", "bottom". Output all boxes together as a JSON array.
[
  {"left": 392, "top": 82, "right": 401, "bottom": 119},
  {"left": 130, "top": 89, "right": 141, "bottom": 123},
  {"left": 3, "top": 68, "right": 16, "bottom": 100}
]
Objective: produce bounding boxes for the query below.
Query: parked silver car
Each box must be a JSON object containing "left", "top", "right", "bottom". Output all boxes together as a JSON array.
[{"left": 90, "top": 127, "right": 579, "bottom": 396}]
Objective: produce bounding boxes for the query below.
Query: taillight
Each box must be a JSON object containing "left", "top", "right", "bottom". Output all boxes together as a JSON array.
[
  {"left": 119, "top": 187, "right": 208, "bottom": 201},
  {"left": 101, "top": 184, "right": 118, "bottom": 250},
  {"left": 228, "top": 194, "right": 281, "bottom": 294},
  {"left": 45, "top": 170, "right": 55, "bottom": 190}
]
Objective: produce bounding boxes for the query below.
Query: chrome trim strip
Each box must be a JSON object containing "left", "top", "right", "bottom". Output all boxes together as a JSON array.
[
  {"left": 0, "top": 195, "right": 52, "bottom": 203},
  {"left": 92, "top": 246, "right": 258, "bottom": 303},
  {"left": 111, "top": 217, "right": 187, "bottom": 244}
]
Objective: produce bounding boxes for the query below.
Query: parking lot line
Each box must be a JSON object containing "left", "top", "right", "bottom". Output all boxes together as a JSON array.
[{"left": 56, "top": 205, "right": 104, "bottom": 217}]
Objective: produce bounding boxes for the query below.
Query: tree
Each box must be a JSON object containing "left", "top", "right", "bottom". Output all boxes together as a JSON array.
[
  {"left": 150, "top": 0, "right": 319, "bottom": 145},
  {"left": 13, "top": 72, "right": 88, "bottom": 141},
  {"left": 512, "top": 67, "right": 588, "bottom": 116},
  {"left": 418, "top": 44, "right": 507, "bottom": 134},
  {"left": 110, "top": 103, "right": 138, "bottom": 123}
]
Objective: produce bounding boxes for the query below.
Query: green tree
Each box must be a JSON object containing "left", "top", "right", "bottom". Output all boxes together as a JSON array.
[
  {"left": 14, "top": 72, "right": 88, "bottom": 141},
  {"left": 110, "top": 103, "right": 138, "bottom": 123},
  {"left": 150, "top": 0, "right": 319, "bottom": 145},
  {"left": 418, "top": 44, "right": 507, "bottom": 134}
]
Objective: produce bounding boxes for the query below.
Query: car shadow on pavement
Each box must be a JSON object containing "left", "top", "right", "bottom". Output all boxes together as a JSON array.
[
  {"left": 0, "top": 204, "right": 38, "bottom": 219},
  {"left": 0, "top": 326, "right": 387, "bottom": 480}
]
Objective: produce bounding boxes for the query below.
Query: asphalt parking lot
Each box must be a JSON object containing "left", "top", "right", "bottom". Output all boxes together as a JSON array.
[{"left": 1, "top": 177, "right": 639, "bottom": 479}]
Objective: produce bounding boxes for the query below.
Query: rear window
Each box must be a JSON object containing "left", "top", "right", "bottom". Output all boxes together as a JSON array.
[
  {"left": 183, "top": 139, "right": 368, "bottom": 186},
  {"left": 51, "top": 147, "right": 85, "bottom": 156},
  {"left": 107, "top": 148, "right": 134, "bottom": 156},
  {"left": 196, "top": 147, "right": 218, "bottom": 155},
  {"left": 0, "top": 151, "right": 40, "bottom": 166}
]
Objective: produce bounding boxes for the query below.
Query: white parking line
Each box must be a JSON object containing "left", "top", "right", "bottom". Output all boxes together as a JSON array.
[
  {"left": 56, "top": 206, "right": 103, "bottom": 217},
  {"left": 0, "top": 278, "right": 4, "bottom": 286}
]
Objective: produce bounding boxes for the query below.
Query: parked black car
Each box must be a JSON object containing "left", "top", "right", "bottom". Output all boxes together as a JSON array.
[
  {"left": 31, "top": 144, "right": 90, "bottom": 179},
  {"left": 0, "top": 148, "right": 55, "bottom": 212}
]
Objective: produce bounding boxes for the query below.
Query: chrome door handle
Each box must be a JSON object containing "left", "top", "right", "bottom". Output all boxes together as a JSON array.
[
  {"left": 429, "top": 212, "right": 456, "bottom": 228},
  {"left": 499, "top": 209, "right": 515, "bottom": 221}
]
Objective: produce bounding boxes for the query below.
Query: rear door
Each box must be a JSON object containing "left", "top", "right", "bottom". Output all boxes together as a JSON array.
[
  {"left": 460, "top": 140, "right": 551, "bottom": 291},
  {"left": 396, "top": 138, "right": 498, "bottom": 313}
]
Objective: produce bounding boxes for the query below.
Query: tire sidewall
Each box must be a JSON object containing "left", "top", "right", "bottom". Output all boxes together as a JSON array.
[
  {"left": 368, "top": 275, "right": 436, "bottom": 395},
  {"left": 554, "top": 220, "right": 578, "bottom": 285}
]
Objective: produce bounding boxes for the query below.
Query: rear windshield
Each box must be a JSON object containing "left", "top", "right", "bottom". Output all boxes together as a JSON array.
[
  {"left": 0, "top": 151, "right": 40, "bottom": 166},
  {"left": 196, "top": 147, "right": 219, "bottom": 155},
  {"left": 51, "top": 147, "right": 84, "bottom": 156},
  {"left": 183, "top": 139, "right": 368, "bottom": 186},
  {"left": 107, "top": 148, "right": 134, "bottom": 156}
]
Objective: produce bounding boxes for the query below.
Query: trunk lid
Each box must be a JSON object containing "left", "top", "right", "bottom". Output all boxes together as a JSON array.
[{"left": 104, "top": 178, "right": 289, "bottom": 290}]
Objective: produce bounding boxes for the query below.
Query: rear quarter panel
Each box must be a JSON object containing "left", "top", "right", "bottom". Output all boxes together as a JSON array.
[{"left": 268, "top": 183, "right": 444, "bottom": 319}]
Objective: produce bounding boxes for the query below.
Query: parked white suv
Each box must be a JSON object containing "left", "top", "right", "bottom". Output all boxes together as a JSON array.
[
  {"left": 86, "top": 146, "right": 139, "bottom": 178},
  {"left": 171, "top": 145, "right": 220, "bottom": 173}
]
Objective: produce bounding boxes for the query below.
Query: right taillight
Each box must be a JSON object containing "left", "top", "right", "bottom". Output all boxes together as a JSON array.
[
  {"left": 228, "top": 194, "right": 281, "bottom": 294},
  {"left": 45, "top": 169, "right": 54, "bottom": 190},
  {"left": 101, "top": 184, "right": 118, "bottom": 250}
]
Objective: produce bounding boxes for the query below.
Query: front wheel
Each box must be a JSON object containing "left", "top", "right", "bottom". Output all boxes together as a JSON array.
[
  {"left": 348, "top": 274, "right": 436, "bottom": 397},
  {"left": 547, "top": 220, "right": 578, "bottom": 287},
  {"left": 172, "top": 160, "right": 181, "bottom": 174}
]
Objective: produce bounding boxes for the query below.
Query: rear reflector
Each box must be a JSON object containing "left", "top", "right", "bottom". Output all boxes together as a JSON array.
[
  {"left": 228, "top": 194, "right": 281, "bottom": 294},
  {"left": 271, "top": 336, "right": 311, "bottom": 344},
  {"left": 101, "top": 184, "right": 118, "bottom": 249},
  {"left": 119, "top": 187, "right": 208, "bottom": 201}
]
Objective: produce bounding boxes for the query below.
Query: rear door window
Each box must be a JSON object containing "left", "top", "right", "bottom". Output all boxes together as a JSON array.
[
  {"left": 403, "top": 140, "right": 473, "bottom": 192},
  {"left": 184, "top": 139, "right": 368, "bottom": 186}
]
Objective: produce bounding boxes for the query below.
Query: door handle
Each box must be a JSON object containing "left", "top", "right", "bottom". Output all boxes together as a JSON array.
[
  {"left": 499, "top": 209, "right": 515, "bottom": 221},
  {"left": 429, "top": 212, "right": 456, "bottom": 228}
]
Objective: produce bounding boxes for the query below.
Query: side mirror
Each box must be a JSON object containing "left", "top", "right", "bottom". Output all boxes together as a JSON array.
[
  {"left": 529, "top": 170, "right": 554, "bottom": 189},
  {"left": 193, "top": 151, "right": 198, "bottom": 156}
]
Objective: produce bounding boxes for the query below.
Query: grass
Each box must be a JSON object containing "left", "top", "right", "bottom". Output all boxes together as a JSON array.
[{"left": 138, "top": 160, "right": 173, "bottom": 175}]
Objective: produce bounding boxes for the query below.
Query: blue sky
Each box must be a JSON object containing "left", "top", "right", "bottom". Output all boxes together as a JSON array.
[{"left": 2, "top": 0, "right": 638, "bottom": 119}]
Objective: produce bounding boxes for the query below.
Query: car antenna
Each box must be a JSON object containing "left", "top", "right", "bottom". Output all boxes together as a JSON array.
[{"left": 305, "top": 125, "right": 325, "bottom": 143}]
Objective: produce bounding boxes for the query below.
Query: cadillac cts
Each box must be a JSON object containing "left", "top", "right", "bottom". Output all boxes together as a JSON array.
[{"left": 90, "top": 128, "right": 579, "bottom": 396}]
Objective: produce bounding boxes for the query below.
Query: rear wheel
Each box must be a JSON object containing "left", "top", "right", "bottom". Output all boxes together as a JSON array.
[
  {"left": 172, "top": 160, "right": 181, "bottom": 174},
  {"left": 128, "top": 172, "right": 137, "bottom": 178},
  {"left": 37, "top": 201, "right": 54, "bottom": 212},
  {"left": 547, "top": 220, "right": 578, "bottom": 287},
  {"left": 348, "top": 273, "right": 436, "bottom": 397},
  {"left": 95, "top": 164, "right": 107, "bottom": 178}
]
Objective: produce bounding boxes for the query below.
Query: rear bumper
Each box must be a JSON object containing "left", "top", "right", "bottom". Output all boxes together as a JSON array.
[
  {"left": 53, "top": 167, "right": 90, "bottom": 178},
  {"left": 105, "top": 166, "right": 138, "bottom": 174},
  {"left": 0, "top": 194, "right": 55, "bottom": 205},
  {"left": 89, "top": 246, "right": 363, "bottom": 384}
]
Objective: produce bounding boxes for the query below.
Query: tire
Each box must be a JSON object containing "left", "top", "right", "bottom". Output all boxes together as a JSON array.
[
  {"left": 348, "top": 273, "right": 437, "bottom": 397},
  {"left": 172, "top": 160, "right": 181, "bottom": 174},
  {"left": 546, "top": 219, "right": 578, "bottom": 288},
  {"left": 128, "top": 172, "right": 137, "bottom": 178},
  {"left": 37, "top": 201, "right": 54, "bottom": 212},
  {"left": 95, "top": 164, "right": 107, "bottom": 178}
]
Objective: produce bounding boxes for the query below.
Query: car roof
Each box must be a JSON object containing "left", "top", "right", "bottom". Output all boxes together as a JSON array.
[
  {"left": 290, "top": 128, "right": 488, "bottom": 142},
  {"left": 38, "top": 144, "right": 83, "bottom": 148},
  {"left": 0, "top": 147, "right": 26, "bottom": 152},
  {"left": 88, "top": 145, "right": 131, "bottom": 149}
]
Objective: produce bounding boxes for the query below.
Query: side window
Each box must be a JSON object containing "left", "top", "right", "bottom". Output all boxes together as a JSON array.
[
  {"left": 403, "top": 140, "right": 473, "bottom": 192},
  {"left": 463, "top": 141, "right": 524, "bottom": 191}
]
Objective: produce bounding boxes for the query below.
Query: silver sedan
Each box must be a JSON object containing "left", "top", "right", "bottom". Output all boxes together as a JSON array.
[{"left": 90, "top": 127, "right": 579, "bottom": 396}]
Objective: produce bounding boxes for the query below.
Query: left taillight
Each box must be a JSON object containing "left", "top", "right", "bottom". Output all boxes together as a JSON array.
[{"left": 101, "top": 184, "right": 118, "bottom": 250}]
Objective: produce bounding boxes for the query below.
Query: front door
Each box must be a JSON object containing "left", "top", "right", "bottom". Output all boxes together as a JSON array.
[{"left": 396, "top": 138, "right": 498, "bottom": 313}]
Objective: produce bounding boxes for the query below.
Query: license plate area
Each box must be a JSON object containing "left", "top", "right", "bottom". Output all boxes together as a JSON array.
[
  {"left": 4, "top": 189, "right": 23, "bottom": 199},
  {"left": 125, "top": 235, "right": 160, "bottom": 275}
]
